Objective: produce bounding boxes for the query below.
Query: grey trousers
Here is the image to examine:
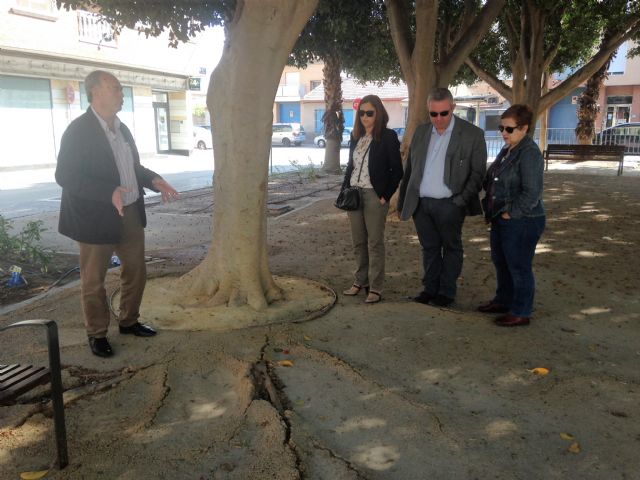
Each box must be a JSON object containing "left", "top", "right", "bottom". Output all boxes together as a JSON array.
[
  {"left": 347, "top": 188, "right": 390, "bottom": 292},
  {"left": 78, "top": 205, "right": 146, "bottom": 338}
]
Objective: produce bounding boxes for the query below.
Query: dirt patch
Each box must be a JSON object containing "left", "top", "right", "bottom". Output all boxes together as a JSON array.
[{"left": 0, "top": 253, "right": 79, "bottom": 307}]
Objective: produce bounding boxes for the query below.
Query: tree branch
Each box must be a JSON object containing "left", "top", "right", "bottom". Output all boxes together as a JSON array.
[
  {"left": 465, "top": 56, "right": 513, "bottom": 101},
  {"left": 385, "top": 0, "right": 415, "bottom": 84},
  {"left": 540, "top": 25, "right": 640, "bottom": 111},
  {"left": 439, "top": 0, "right": 506, "bottom": 82}
]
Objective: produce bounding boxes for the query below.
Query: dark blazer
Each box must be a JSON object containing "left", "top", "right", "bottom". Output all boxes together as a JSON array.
[
  {"left": 397, "top": 116, "right": 487, "bottom": 219},
  {"left": 342, "top": 128, "right": 403, "bottom": 201},
  {"left": 55, "top": 108, "right": 159, "bottom": 244}
]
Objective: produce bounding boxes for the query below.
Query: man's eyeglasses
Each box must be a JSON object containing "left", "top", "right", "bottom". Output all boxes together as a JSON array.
[
  {"left": 359, "top": 110, "right": 375, "bottom": 118},
  {"left": 429, "top": 110, "right": 450, "bottom": 118},
  {"left": 498, "top": 125, "right": 519, "bottom": 134}
]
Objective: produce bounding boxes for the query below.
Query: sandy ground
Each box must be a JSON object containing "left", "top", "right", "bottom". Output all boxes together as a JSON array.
[{"left": 1, "top": 164, "right": 640, "bottom": 479}]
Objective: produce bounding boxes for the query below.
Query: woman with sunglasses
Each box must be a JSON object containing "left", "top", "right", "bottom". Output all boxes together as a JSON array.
[
  {"left": 479, "top": 104, "right": 545, "bottom": 326},
  {"left": 341, "top": 94, "right": 403, "bottom": 303}
]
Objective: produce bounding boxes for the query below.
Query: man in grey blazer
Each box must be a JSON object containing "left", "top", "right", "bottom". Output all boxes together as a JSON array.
[{"left": 397, "top": 88, "right": 486, "bottom": 307}]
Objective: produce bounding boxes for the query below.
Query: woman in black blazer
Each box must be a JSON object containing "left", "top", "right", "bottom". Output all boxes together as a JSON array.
[{"left": 341, "top": 94, "right": 403, "bottom": 303}]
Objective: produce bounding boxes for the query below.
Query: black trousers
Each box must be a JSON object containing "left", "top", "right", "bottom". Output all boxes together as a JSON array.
[{"left": 412, "top": 197, "right": 466, "bottom": 299}]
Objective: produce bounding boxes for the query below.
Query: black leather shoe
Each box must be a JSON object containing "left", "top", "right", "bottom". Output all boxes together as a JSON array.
[
  {"left": 477, "top": 301, "right": 510, "bottom": 314},
  {"left": 413, "top": 291, "right": 434, "bottom": 304},
  {"left": 89, "top": 337, "right": 113, "bottom": 357},
  {"left": 495, "top": 314, "right": 530, "bottom": 327},
  {"left": 430, "top": 294, "right": 454, "bottom": 307},
  {"left": 119, "top": 322, "right": 157, "bottom": 337}
]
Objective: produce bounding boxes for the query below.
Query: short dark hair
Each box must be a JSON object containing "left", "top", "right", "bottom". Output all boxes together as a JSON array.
[
  {"left": 501, "top": 104, "right": 533, "bottom": 127},
  {"left": 85, "top": 70, "right": 109, "bottom": 103},
  {"left": 352, "top": 94, "right": 389, "bottom": 141},
  {"left": 427, "top": 87, "right": 454, "bottom": 105}
]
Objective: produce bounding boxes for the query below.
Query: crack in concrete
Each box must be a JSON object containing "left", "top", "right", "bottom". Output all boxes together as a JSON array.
[
  {"left": 299, "top": 344, "right": 454, "bottom": 440},
  {"left": 143, "top": 364, "right": 171, "bottom": 429},
  {"left": 310, "top": 440, "right": 370, "bottom": 480},
  {"left": 248, "top": 333, "right": 305, "bottom": 478}
]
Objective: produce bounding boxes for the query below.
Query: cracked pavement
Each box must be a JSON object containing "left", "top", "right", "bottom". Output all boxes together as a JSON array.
[{"left": 2, "top": 171, "right": 640, "bottom": 479}]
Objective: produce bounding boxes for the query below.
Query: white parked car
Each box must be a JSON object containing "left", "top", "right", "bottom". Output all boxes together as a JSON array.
[
  {"left": 314, "top": 127, "right": 352, "bottom": 148},
  {"left": 271, "top": 123, "right": 306, "bottom": 147},
  {"left": 193, "top": 126, "right": 212, "bottom": 150}
]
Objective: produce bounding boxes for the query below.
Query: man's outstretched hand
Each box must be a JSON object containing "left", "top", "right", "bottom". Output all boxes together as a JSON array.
[{"left": 152, "top": 177, "right": 179, "bottom": 203}]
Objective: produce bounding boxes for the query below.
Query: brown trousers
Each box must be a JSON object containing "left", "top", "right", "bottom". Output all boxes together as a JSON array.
[
  {"left": 347, "top": 188, "right": 390, "bottom": 292},
  {"left": 78, "top": 205, "right": 146, "bottom": 338}
]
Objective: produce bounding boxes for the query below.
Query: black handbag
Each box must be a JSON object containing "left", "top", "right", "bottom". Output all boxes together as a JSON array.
[
  {"left": 335, "top": 186, "right": 361, "bottom": 210},
  {"left": 335, "top": 141, "right": 370, "bottom": 211}
]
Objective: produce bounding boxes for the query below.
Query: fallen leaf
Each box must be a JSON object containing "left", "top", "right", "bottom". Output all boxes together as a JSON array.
[
  {"left": 560, "top": 432, "right": 575, "bottom": 440},
  {"left": 303, "top": 335, "right": 312, "bottom": 341},
  {"left": 20, "top": 471, "right": 49, "bottom": 480},
  {"left": 568, "top": 442, "right": 581, "bottom": 453},
  {"left": 277, "top": 360, "right": 294, "bottom": 367},
  {"left": 529, "top": 367, "right": 550, "bottom": 376}
]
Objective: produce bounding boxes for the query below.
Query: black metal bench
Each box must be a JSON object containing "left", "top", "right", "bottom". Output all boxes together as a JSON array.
[
  {"left": 543, "top": 144, "right": 626, "bottom": 176},
  {"left": 0, "top": 320, "right": 68, "bottom": 468}
]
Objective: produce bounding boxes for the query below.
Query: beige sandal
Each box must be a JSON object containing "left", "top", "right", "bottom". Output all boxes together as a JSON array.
[
  {"left": 343, "top": 284, "right": 369, "bottom": 296},
  {"left": 364, "top": 291, "right": 382, "bottom": 304}
]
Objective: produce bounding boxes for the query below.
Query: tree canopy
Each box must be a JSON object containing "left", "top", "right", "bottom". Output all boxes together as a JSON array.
[{"left": 466, "top": 0, "right": 640, "bottom": 121}]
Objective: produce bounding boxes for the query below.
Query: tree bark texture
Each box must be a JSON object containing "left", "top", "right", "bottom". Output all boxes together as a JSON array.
[
  {"left": 321, "top": 52, "right": 343, "bottom": 174},
  {"left": 575, "top": 30, "right": 616, "bottom": 144},
  {"left": 177, "top": 0, "right": 318, "bottom": 310}
]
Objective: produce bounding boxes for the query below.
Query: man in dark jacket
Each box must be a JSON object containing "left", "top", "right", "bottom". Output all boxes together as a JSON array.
[
  {"left": 56, "top": 70, "right": 178, "bottom": 357},
  {"left": 397, "top": 88, "right": 486, "bottom": 307}
]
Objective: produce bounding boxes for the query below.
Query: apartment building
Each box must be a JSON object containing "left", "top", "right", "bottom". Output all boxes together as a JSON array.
[{"left": 0, "top": 0, "right": 216, "bottom": 169}]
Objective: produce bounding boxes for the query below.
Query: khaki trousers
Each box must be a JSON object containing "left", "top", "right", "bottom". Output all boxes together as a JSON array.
[
  {"left": 78, "top": 205, "right": 146, "bottom": 338},
  {"left": 347, "top": 188, "right": 390, "bottom": 292}
]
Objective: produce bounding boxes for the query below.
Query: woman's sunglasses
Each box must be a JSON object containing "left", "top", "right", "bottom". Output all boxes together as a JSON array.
[
  {"left": 498, "top": 125, "right": 519, "bottom": 134},
  {"left": 359, "top": 110, "right": 375, "bottom": 117},
  {"left": 429, "top": 110, "right": 450, "bottom": 117}
]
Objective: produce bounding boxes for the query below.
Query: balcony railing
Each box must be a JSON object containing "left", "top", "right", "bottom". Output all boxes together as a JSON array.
[{"left": 77, "top": 11, "right": 116, "bottom": 48}]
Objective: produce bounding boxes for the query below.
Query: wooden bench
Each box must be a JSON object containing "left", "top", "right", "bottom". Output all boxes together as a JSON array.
[
  {"left": 543, "top": 144, "right": 626, "bottom": 176},
  {"left": 0, "top": 320, "right": 68, "bottom": 468}
]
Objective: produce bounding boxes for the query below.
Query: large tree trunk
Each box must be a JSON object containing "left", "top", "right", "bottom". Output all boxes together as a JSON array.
[
  {"left": 321, "top": 52, "right": 344, "bottom": 174},
  {"left": 575, "top": 32, "right": 615, "bottom": 144},
  {"left": 176, "top": 0, "right": 318, "bottom": 311}
]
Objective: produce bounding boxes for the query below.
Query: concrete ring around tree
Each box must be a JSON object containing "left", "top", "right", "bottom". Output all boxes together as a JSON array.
[{"left": 110, "top": 275, "right": 336, "bottom": 332}]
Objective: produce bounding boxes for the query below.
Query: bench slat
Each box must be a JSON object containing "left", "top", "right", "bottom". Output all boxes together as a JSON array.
[{"left": 0, "top": 364, "right": 50, "bottom": 404}]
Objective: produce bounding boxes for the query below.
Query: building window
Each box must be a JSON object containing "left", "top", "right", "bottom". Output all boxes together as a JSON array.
[
  {"left": 10, "top": 0, "right": 57, "bottom": 20},
  {"left": 310, "top": 80, "right": 322, "bottom": 91},
  {"left": 77, "top": 11, "right": 117, "bottom": 48},
  {"left": 606, "top": 95, "right": 633, "bottom": 105}
]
